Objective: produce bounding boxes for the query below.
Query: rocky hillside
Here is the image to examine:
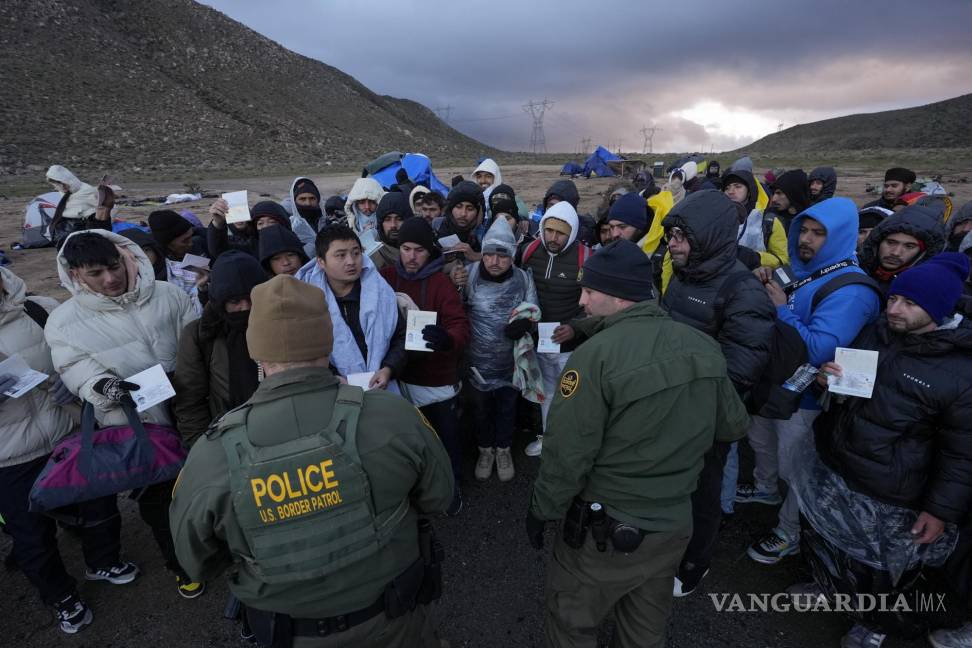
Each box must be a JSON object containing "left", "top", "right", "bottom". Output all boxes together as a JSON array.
[
  {"left": 0, "top": 0, "right": 494, "bottom": 178},
  {"left": 736, "top": 93, "right": 972, "bottom": 154}
]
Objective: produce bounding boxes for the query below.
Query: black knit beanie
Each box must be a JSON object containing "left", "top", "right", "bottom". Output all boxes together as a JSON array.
[
  {"left": 148, "top": 209, "right": 193, "bottom": 249},
  {"left": 580, "top": 239, "right": 654, "bottom": 302},
  {"left": 397, "top": 217, "right": 441, "bottom": 259}
]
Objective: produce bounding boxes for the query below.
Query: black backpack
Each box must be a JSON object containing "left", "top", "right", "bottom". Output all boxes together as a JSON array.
[{"left": 714, "top": 264, "right": 882, "bottom": 420}]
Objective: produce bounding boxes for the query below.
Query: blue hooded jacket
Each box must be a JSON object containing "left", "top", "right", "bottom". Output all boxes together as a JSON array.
[{"left": 783, "top": 198, "right": 881, "bottom": 407}]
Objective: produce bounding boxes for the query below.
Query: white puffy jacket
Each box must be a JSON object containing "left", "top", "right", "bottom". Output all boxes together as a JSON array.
[
  {"left": 45, "top": 230, "right": 198, "bottom": 427},
  {"left": 0, "top": 268, "right": 74, "bottom": 468}
]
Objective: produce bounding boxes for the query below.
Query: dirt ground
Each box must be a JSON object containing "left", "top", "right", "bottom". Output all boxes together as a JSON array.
[{"left": 3, "top": 163, "right": 971, "bottom": 299}]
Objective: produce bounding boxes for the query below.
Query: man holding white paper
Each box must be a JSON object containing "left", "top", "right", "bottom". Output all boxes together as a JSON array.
[
  {"left": 463, "top": 218, "right": 538, "bottom": 483},
  {"left": 296, "top": 225, "right": 406, "bottom": 391},
  {"left": 801, "top": 252, "right": 972, "bottom": 647},
  {"left": 0, "top": 266, "right": 102, "bottom": 633},
  {"left": 148, "top": 209, "right": 208, "bottom": 315},
  {"left": 44, "top": 230, "right": 203, "bottom": 599},
  {"left": 380, "top": 218, "right": 470, "bottom": 516}
]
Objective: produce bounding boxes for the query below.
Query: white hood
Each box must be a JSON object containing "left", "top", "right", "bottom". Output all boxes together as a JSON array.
[
  {"left": 344, "top": 178, "right": 386, "bottom": 232},
  {"left": 46, "top": 164, "right": 98, "bottom": 219},
  {"left": 55, "top": 229, "right": 158, "bottom": 309},
  {"left": 472, "top": 158, "right": 502, "bottom": 190},
  {"left": 538, "top": 201, "right": 579, "bottom": 256}
]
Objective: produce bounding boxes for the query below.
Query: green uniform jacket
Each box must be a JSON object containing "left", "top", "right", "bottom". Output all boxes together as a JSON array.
[
  {"left": 530, "top": 301, "right": 749, "bottom": 532},
  {"left": 169, "top": 367, "right": 454, "bottom": 618}
]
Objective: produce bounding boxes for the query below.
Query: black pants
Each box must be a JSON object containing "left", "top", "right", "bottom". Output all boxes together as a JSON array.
[
  {"left": 681, "top": 441, "right": 731, "bottom": 573},
  {"left": 420, "top": 397, "right": 461, "bottom": 481},
  {"left": 469, "top": 386, "right": 518, "bottom": 449},
  {"left": 134, "top": 479, "right": 183, "bottom": 575},
  {"left": 0, "top": 455, "right": 120, "bottom": 604}
]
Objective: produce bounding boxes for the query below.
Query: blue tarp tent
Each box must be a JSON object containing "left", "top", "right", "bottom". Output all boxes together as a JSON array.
[
  {"left": 582, "top": 146, "right": 621, "bottom": 178},
  {"left": 560, "top": 161, "right": 583, "bottom": 176},
  {"left": 367, "top": 152, "right": 450, "bottom": 195}
]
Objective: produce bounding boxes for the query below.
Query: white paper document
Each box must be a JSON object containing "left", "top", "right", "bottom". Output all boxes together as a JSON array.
[
  {"left": 125, "top": 364, "right": 177, "bottom": 413},
  {"left": 347, "top": 372, "right": 375, "bottom": 390},
  {"left": 537, "top": 322, "right": 561, "bottom": 354},
  {"left": 828, "top": 347, "right": 879, "bottom": 399},
  {"left": 437, "top": 234, "right": 461, "bottom": 250},
  {"left": 222, "top": 190, "right": 250, "bottom": 223},
  {"left": 0, "top": 354, "right": 49, "bottom": 399},
  {"left": 177, "top": 253, "right": 210, "bottom": 272},
  {"left": 405, "top": 310, "right": 438, "bottom": 352}
]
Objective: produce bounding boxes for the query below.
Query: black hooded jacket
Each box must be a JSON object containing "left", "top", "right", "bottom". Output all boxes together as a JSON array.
[
  {"left": 543, "top": 180, "right": 580, "bottom": 209},
  {"left": 375, "top": 191, "right": 414, "bottom": 246},
  {"left": 722, "top": 169, "right": 759, "bottom": 213},
  {"left": 859, "top": 205, "right": 947, "bottom": 294},
  {"left": 816, "top": 316, "right": 972, "bottom": 523},
  {"left": 660, "top": 190, "right": 776, "bottom": 392},
  {"left": 258, "top": 224, "right": 308, "bottom": 273},
  {"left": 808, "top": 167, "right": 837, "bottom": 204},
  {"left": 434, "top": 180, "right": 484, "bottom": 250}
]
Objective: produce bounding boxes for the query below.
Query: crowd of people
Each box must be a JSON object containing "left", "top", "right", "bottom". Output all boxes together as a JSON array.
[{"left": 1, "top": 157, "right": 971, "bottom": 648}]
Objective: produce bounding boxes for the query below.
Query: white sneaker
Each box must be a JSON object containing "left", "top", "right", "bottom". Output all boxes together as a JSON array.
[
  {"left": 840, "top": 623, "right": 886, "bottom": 648},
  {"left": 55, "top": 593, "right": 93, "bottom": 634},
  {"left": 85, "top": 561, "right": 139, "bottom": 585},
  {"left": 525, "top": 435, "right": 543, "bottom": 457},
  {"left": 475, "top": 447, "right": 495, "bottom": 481},
  {"left": 495, "top": 447, "right": 515, "bottom": 482},
  {"left": 930, "top": 622, "right": 972, "bottom": 648}
]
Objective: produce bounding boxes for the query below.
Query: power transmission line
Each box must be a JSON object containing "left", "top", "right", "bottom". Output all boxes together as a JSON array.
[
  {"left": 580, "top": 137, "right": 592, "bottom": 156},
  {"left": 522, "top": 98, "right": 554, "bottom": 153},
  {"left": 639, "top": 125, "right": 662, "bottom": 154}
]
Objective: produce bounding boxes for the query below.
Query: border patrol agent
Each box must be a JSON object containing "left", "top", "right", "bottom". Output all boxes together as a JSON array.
[
  {"left": 170, "top": 275, "right": 454, "bottom": 647},
  {"left": 526, "top": 240, "right": 749, "bottom": 648}
]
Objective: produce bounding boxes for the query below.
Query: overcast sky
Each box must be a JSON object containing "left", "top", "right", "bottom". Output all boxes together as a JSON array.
[{"left": 201, "top": 0, "right": 972, "bottom": 155}]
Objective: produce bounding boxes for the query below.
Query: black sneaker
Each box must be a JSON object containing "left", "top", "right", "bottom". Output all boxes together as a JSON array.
[
  {"left": 55, "top": 593, "right": 93, "bottom": 634},
  {"left": 446, "top": 484, "right": 463, "bottom": 517},
  {"left": 673, "top": 562, "right": 710, "bottom": 597},
  {"left": 85, "top": 561, "right": 140, "bottom": 584}
]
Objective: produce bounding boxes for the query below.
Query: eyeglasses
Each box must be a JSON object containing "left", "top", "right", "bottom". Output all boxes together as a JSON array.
[{"left": 668, "top": 227, "right": 687, "bottom": 243}]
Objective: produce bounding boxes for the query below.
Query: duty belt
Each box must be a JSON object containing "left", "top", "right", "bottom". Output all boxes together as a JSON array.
[{"left": 292, "top": 596, "right": 385, "bottom": 637}]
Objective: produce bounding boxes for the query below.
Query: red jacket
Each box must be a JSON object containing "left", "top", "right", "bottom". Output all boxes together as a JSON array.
[{"left": 381, "top": 260, "right": 470, "bottom": 387}]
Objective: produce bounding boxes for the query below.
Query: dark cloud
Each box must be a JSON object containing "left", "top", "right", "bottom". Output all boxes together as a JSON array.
[{"left": 200, "top": 0, "right": 972, "bottom": 152}]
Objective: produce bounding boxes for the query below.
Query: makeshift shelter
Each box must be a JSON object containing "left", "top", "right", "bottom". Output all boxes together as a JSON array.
[
  {"left": 21, "top": 191, "right": 61, "bottom": 248},
  {"left": 582, "top": 146, "right": 622, "bottom": 178},
  {"left": 364, "top": 152, "right": 450, "bottom": 195},
  {"left": 560, "top": 161, "right": 584, "bottom": 176}
]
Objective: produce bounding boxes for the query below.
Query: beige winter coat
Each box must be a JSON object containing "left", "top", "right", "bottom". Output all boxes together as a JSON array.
[
  {"left": 45, "top": 230, "right": 198, "bottom": 427},
  {"left": 0, "top": 267, "right": 74, "bottom": 468}
]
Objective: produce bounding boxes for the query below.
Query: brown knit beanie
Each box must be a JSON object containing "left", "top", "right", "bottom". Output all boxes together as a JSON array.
[{"left": 246, "top": 275, "right": 333, "bottom": 362}]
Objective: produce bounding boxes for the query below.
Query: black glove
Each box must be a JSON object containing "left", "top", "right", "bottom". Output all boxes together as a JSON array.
[
  {"left": 736, "top": 245, "right": 762, "bottom": 270},
  {"left": 451, "top": 174, "right": 465, "bottom": 188},
  {"left": 503, "top": 319, "right": 533, "bottom": 340},
  {"left": 92, "top": 377, "right": 140, "bottom": 405},
  {"left": 526, "top": 510, "right": 546, "bottom": 550},
  {"left": 422, "top": 325, "right": 453, "bottom": 352}
]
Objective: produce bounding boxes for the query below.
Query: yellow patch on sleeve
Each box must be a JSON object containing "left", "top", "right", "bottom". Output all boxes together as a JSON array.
[
  {"left": 559, "top": 370, "right": 581, "bottom": 399},
  {"left": 416, "top": 407, "right": 439, "bottom": 438}
]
